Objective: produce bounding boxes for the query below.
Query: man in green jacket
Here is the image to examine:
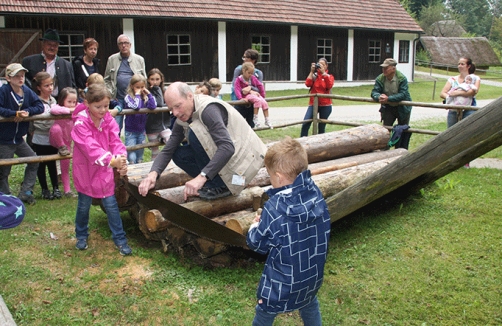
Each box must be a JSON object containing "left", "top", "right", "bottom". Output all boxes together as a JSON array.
[{"left": 371, "top": 58, "right": 412, "bottom": 126}]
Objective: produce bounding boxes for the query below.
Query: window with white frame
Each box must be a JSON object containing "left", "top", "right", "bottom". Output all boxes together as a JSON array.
[
  {"left": 399, "top": 40, "right": 410, "bottom": 63},
  {"left": 58, "top": 33, "right": 85, "bottom": 62},
  {"left": 167, "top": 34, "right": 191, "bottom": 66},
  {"left": 317, "top": 38, "right": 332, "bottom": 63},
  {"left": 251, "top": 36, "right": 270, "bottom": 63},
  {"left": 368, "top": 40, "right": 381, "bottom": 63}
]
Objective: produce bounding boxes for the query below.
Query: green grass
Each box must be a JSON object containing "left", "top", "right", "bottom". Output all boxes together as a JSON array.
[{"left": 1, "top": 119, "right": 501, "bottom": 325}]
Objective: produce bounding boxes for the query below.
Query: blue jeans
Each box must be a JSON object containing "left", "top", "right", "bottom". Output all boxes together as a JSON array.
[
  {"left": 172, "top": 129, "right": 225, "bottom": 189},
  {"left": 75, "top": 192, "right": 127, "bottom": 246},
  {"left": 115, "top": 99, "right": 125, "bottom": 136},
  {"left": 252, "top": 296, "right": 322, "bottom": 326},
  {"left": 125, "top": 131, "right": 145, "bottom": 164},
  {"left": 447, "top": 109, "right": 476, "bottom": 128},
  {"left": 300, "top": 105, "right": 332, "bottom": 137}
]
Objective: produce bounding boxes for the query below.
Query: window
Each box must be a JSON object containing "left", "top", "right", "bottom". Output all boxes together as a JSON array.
[
  {"left": 317, "top": 39, "right": 332, "bottom": 63},
  {"left": 399, "top": 40, "right": 410, "bottom": 63},
  {"left": 251, "top": 36, "right": 270, "bottom": 63},
  {"left": 58, "top": 33, "right": 85, "bottom": 62},
  {"left": 167, "top": 34, "right": 191, "bottom": 66},
  {"left": 368, "top": 40, "right": 381, "bottom": 63}
]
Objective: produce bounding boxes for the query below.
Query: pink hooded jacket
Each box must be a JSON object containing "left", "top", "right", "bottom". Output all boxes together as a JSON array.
[{"left": 71, "top": 103, "right": 126, "bottom": 198}]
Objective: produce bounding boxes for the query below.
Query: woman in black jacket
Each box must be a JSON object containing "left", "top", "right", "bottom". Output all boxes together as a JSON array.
[{"left": 72, "top": 38, "right": 100, "bottom": 91}]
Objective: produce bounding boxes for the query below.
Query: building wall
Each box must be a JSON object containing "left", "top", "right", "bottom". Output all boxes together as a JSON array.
[
  {"left": 225, "top": 22, "right": 291, "bottom": 82},
  {"left": 297, "top": 26, "right": 348, "bottom": 81},
  {"left": 353, "top": 30, "right": 394, "bottom": 80}
]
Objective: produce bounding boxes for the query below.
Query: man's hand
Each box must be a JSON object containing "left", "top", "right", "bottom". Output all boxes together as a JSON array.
[
  {"left": 378, "top": 94, "right": 389, "bottom": 104},
  {"left": 183, "top": 174, "right": 207, "bottom": 201},
  {"left": 138, "top": 171, "right": 158, "bottom": 196}
]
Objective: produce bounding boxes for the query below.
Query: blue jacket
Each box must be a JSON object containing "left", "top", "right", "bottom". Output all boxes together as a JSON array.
[
  {"left": 0, "top": 84, "right": 44, "bottom": 145},
  {"left": 246, "top": 170, "right": 331, "bottom": 313}
]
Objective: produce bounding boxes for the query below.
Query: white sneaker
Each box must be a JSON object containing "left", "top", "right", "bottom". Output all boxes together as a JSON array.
[
  {"left": 265, "top": 119, "right": 273, "bottom": 129},
  {"left": 253, "top": 118, "right": 261, "bottom": 129}
]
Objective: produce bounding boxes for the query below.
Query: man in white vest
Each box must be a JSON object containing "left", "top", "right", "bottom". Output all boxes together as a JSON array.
[{"left": 138, "top": 82, "right": 267, "bottom": 200}]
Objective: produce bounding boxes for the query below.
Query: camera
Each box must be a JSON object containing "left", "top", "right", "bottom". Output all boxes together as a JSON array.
[{"left": 314, "top": 63, "right": 321, "bottom": 70}]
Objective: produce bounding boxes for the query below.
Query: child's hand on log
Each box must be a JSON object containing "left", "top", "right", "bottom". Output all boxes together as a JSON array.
[{"left": 253, "top": 208, "right": 262, "bottom": 223}]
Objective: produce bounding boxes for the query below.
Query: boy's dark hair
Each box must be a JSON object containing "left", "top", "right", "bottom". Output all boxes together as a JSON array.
[
  {"left": 264, "top": 136, "right": 308, "bottom": 180},
  {"left": 244, "top": 49, "right": 259, "bottom": 63},
  {"left": 57, "top": 87, "right": 78, "bottom": 106},
  {"left": 32, "top": 72, "right": 52, "bottom": 95},
  {"left": 85, "top": 83, "right": 111, "bottom": 104}
]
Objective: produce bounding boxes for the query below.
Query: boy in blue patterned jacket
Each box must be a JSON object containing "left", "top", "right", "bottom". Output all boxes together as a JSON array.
[{"left": 246, "top": 136, "right": 331, "bottom": 326}]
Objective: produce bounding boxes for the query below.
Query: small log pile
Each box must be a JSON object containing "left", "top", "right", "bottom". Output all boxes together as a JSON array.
[{"left": 121, "top": 124, "right": 407, "bottom": 265}]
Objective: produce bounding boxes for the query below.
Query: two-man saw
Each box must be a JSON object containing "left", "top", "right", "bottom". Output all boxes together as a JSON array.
[{"left": 126, "top": 183, "right": 248, "bottom": 248}]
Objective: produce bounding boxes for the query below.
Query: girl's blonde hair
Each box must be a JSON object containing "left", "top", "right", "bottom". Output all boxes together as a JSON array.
[
  {"left": 147, "top": 68, "right": 165, "bottom": 91},
  {"left": 264, "top": 136, "right": 308, "bottom": 180},
  {"left": 32, "top": 72, "right": 52, "bottom": 95},
  {"left": 241, "top": 62, "right": 255, "bottom": 73},
  {"left": 126, "top": 74, "right": 148, "bottom": 100},
  {"left": 57, "top": 87, "right": 78, "bottom": 106},
  {"left": 85, "top": 83, "right": 111, "bottom": 104},
  {"left": 86, "top": 73, "right": 105, "bottom": 86},
  {"left": 208, "top": 78, "right": 222, "bottom": 90}
]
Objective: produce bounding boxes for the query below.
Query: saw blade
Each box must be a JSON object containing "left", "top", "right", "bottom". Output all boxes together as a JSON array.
[{"left": 126, "top": 183, "right": 248, "bottom": 248}]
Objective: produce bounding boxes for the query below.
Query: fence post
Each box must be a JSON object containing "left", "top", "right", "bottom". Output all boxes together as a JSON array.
[{"left": 313, "top": 95, "right": 319, "bottom": 135}]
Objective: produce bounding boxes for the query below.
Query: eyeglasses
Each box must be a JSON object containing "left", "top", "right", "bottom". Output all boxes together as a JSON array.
[
  {"left": 118, "top": 42, "right": 131, "bottom": 46},
  {"left": 242, "top": 56, "right": 250, "bottom": 61}
]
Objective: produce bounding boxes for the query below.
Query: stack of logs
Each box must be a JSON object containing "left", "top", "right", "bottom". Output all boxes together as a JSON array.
[{"left": 119, "top": 124, "right": 407, "bottom": 263}]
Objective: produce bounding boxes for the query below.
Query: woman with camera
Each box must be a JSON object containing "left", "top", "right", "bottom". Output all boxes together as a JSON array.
[{"left": 300, "top": 58, "right": 334, "bottom": 137}]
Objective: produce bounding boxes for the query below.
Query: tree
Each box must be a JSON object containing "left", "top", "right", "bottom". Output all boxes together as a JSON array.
[{"left": 447, "top": 0, "right": 493, "bottom": 36}]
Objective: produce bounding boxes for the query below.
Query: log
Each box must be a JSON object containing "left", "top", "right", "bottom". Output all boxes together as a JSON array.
[
  {"left": 192, "top": 238, "right": 227, "bottom": 258},
  {"left": 141, "top": 149, "right": 407, "bottom": 206},
  {"left": 144, "top": 209, "right": 171, "bottom": 233},
  {"left": 248, "top": 149, "right": 407, "bottom": 187},
  {"left": 125, "top": 125, "right": 390, "bottom": 188},
  {"left": 226, "top": 209, "right": 262, "bottom": 235},
  {"left": 181, "top": 187, "right": 265, "bottom": 218},
  {"left": 326, "top": 97, "right": 502, "bottom": 223}
]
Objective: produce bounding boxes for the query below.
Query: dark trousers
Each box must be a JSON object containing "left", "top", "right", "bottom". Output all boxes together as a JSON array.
[
  {"left": 172, "top": 129, "right": 226, "bottom": 189},
  {"left": 32, "top": 143, "right": 59, "bottom": 191},
  {"left": 234, "top": 104, "right": 254, "bottom": 128}
]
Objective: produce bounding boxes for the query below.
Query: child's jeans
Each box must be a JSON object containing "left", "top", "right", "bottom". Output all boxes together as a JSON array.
[
  {"left": 125, "top": 131, "right": 145, "bottom": 164},
  {"left": 252, "top": 296, "right": 322, "bottom": 326},
  {"left": 75, "top": 192, "right": 127, "bottom": 246}
]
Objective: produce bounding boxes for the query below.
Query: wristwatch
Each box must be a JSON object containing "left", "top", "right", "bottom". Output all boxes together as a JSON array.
[{"left": 200, "top": 171, "right": 208, "bottom": 179}]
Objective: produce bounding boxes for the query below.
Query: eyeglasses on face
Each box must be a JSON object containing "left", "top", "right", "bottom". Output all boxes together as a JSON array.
[{"left": 118, "top": 42, "right": 131, "bottom": 46}]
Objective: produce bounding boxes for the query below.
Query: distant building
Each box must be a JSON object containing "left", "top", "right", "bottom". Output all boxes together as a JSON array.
[
  {"left": 0, "top": 0, "right": 423, "bottom": 85},
  {"left": 427, "top": 20, "right": 467, "bottom": 37},
  {"left": 418, "top": 36, "right": 501, "bottom": 70}
]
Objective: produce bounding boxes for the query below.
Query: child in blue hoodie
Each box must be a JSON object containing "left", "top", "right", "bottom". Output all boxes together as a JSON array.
[
  {"left": 246, "top": 136, "right": 331, "bottom": 326},
  {"left": 0, "top": 63, "right": 44, "bottom": 205}
]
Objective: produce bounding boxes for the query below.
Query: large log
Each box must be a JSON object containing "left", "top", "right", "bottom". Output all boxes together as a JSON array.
[
  {"left": 141, "top": 150, "right": 407, "bottom": 206},
  {"left": 125, "top": 124, "right": 390, "bottom": 189},
  {"left": 326, "top": 97, "right": 502, "bottom": 223},
  {"left": 226, "top": 209, "right": 262, "bottom": 235}
]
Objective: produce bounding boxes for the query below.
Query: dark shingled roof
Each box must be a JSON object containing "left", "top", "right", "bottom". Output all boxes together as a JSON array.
[
  {"left": 0, "top": 0, "right": 423, "bottom": 32},
  {"left": 420, "top": 36, "right": 501, "bottom": 66}
]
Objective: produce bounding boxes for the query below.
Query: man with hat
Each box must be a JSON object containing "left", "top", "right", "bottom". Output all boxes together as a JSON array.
[
  {"left": 0, "top": 63, "right": 44, "bottom": 205},
  {"left": 22, "top": 28, "right": 76, "bottom": 99},
  {"left": 371, "top": 58, "right": 412, "bottom": 128}
]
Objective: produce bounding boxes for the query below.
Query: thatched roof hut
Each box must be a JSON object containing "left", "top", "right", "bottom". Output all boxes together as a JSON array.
[
  {"left": 419, "top": 36, "right": 501, "bottom": 69},
  {"left": 427, "top": 20, "right": 467, "bottom": 37}
]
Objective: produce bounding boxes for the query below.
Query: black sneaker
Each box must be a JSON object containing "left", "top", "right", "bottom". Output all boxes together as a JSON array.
[
  {"left": 42, "top": 189, "right": 54, "bottom": 200},
  {"left": 52, "top": 189, "right": 62, "bottom": 199},
  {"left": 117, "top": 243, "right": 132, "bottom": 256},
  {"left": 18, "top": 191, "right": 36, "bottom": 205},
  {"left": 198, "top": 186, "right": 232, "bottom": 200}
]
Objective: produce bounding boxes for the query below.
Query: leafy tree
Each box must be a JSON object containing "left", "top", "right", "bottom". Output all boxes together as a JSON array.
[{"left": 446, "top": 0, "right": 493, "bottom": 36}]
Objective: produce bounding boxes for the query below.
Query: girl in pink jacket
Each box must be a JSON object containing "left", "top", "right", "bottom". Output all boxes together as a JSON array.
[
  {"left": 71, "top": 84, "right": 132, "bottom": 256},
  {"left": 49, "top": 87, "right": 78, "bottom": 197}
]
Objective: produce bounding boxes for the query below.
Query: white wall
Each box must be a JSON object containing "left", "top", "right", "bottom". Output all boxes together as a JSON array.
[{"left": 394, "top": 32, "right": 420, "bottom": 81}]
